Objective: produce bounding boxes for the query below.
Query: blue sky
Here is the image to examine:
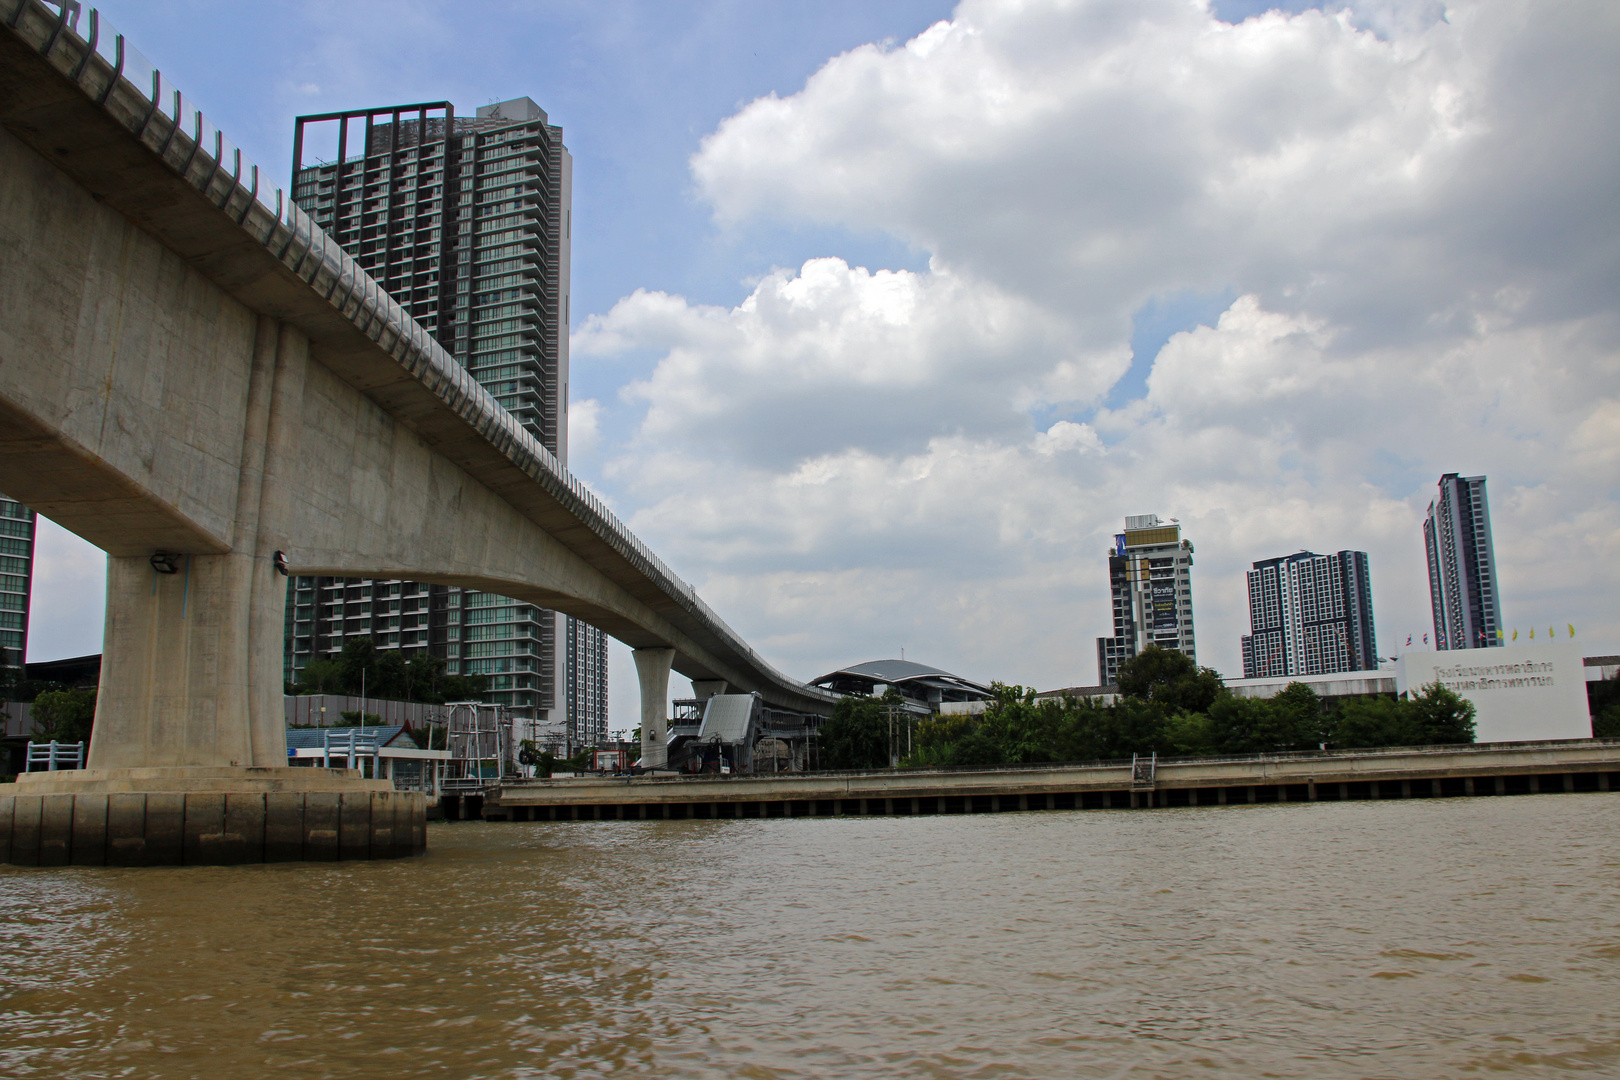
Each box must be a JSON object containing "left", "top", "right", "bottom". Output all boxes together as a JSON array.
[{"left": 25, "top": 1, "right": 1620, "bottom": 733}]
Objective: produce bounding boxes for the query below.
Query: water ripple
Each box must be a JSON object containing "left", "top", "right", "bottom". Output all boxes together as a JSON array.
[{"left": 2, "top": 796, "right": 1619, "bottom": 1077}]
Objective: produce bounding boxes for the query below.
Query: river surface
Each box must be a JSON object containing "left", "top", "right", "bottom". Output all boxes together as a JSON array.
[{"left": 3, "top": 795, "right": 1620, "bottom": 1078}]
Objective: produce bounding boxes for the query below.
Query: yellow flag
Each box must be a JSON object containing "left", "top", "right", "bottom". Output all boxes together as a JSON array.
[
  {"left": 1569, "top": 624, "right": 1576, "bottom": 637},
  {"left": 1550, "top": 626, "right": 1556, "bottom": 638},
  {"left": 1512, "top": 628, "right": 1518, "bottom": 641},
  {"left": 1530, "top": 628, "right": 1535, "bottom": 639}
]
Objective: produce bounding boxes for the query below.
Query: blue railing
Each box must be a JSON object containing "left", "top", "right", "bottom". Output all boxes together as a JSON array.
[{"left": 26, "top": 740, "right": 84, "bottom": 771}]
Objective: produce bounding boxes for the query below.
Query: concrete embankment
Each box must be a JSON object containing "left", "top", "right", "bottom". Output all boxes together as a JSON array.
[
  {"left": 471, "top": 739, "right": 1620, "bottom": 821},
  {"left": 0, "top": 768, "right": 427, "bottom": 866}
]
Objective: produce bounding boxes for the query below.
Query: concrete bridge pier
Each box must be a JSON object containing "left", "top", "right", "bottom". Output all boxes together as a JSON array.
[
  {"left": 91, "top": 316, "right": 300, "bottom": 773},
  {"left": 635, "top": 647, "right": 676, "bottom": 771},
  {"left": 94, "top": 549, "right": 286, "bottom": 770},
  {"left": 0, "top": 315, "right": 425, "bottom": 866}
]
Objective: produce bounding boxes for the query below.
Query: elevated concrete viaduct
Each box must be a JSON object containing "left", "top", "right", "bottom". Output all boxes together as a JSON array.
[{"left": 0, "top": 1, "right": 833, "bottom": 861}]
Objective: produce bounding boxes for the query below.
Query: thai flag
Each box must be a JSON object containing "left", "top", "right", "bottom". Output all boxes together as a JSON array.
[{"left": 1405, "top": 635, "right": 1412, "bottom": 647}]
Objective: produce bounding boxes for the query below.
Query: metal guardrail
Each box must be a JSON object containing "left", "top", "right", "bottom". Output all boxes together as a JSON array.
[{"left": 4, "top": 0, "right": 838, "bottom": 713}]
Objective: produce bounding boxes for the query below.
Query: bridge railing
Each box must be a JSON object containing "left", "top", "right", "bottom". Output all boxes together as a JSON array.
[{"left": 9, "top": 0, "right": 837, "bottom": 712}]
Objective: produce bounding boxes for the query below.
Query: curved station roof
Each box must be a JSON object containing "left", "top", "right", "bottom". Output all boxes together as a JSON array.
[{"left": 810, "top": 659, "right": 993, "bottom": 704}]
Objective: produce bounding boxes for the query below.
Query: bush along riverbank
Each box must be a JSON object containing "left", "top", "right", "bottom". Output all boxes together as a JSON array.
[{"left": 902, "top": 647, "right": 1476, "bottom": 769}]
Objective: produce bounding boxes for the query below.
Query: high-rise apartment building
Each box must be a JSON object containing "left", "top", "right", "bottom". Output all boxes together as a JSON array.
[
  {"left": 1096, "top": 514, "right": 1197, "bottom": 686},
  {"left": 1240, "top": 550, "right": 1376, "bottom": 678},
  {"left": 0, "top": 494, "right": 34, "bottom": 673},
  {"left": 1424, "top": 473, "right": 1503, "bottom": 650},
  {"left": 565, "top": 616, "right": 609, "bottom": 745},
  {"left": 284, "top": 97, "right": 607, "bottom": 725}
]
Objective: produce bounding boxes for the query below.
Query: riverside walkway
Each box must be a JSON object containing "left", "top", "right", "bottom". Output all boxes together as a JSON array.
[{"left": 468, "top": 739, "right": 1620, "bottom": 821}]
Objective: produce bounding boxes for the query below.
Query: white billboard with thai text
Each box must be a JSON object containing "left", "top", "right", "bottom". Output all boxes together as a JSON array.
[{"left": 1397, "top": 642, "right": 1589, "bottom": 743}]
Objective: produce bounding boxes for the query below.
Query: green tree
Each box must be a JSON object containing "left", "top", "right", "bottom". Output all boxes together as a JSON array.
[
  {"left": 337, "top": 637, "right": 379, "bottom": 694},
  {"left": 1117, "top": 646, "right": 1224, "bottom": 713},
  {"left": 910, "top": 712, "right": 980, "bottom": 767},
  {"left": 1330, "top": 695, "right": 1416, "bottom": 749},
  {"left": 1404, "top": 682, "right": 1477, "bottom": 744},
  {"left": 438, "top": 671, "right": 489, "bottom": 702},
  {"left": 1588, "top": 677, "right": 1620, "bottom": 738},
  {"left": 1163, "top": 708, "right": 1220, "bottom": 756},
  {"left": 819, "top": 694, "right": 891, "bottom": 769},
  {"left": 291, "top": 640, "right": 488, "bottom": 705},
  {"left": 1202, "top": 688, "right": 1321, "bottom": 755},
  {"left": 31, "top": 687, "right": 97, "bottom": 745},
  {"left": 1204, "top": 696, "right": 1278, "bottom": 754},
  {"left": 293, "top": 658, "right": 346, "bottom": 695},
  {"left": 1272, "top": 682, "right": 1328, "bottom": 748},
  {"left": 1069, "top": 696, "right": 1172, "bottom": 760}
]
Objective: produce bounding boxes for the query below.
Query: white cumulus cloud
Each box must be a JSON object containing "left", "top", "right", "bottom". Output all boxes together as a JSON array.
[{"left": 581, "top": 0, "right": 1620, "bottom": 686}]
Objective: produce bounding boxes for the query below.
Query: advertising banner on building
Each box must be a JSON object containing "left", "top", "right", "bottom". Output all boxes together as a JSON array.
[{"left": 1151, "top": 583, "right": 1178, "bottom": 629}]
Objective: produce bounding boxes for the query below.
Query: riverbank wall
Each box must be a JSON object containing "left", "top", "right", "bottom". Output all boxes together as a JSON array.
[{"left": 471, "top": 738, "right": 1620, "bottom": 821}]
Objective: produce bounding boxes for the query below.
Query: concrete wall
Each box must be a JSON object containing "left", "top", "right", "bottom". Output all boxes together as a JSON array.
[
  {"left": 3, "top": 701, "right": 34, "bottom": 739},
  {"left": 487, "top": 739, "right": 1620, "bottom": 812},
  {"left": 0, "top": 122, "right": 252, "bottom": 556},
  {"left": 0, "top": 773, "right": 425, "bottom": 865},
  {"left": 1226, "top": 670, "right": 1397, "bottom": 700},
  {"left": 286, "top": 695, "right": 447, "bottom": 728}
]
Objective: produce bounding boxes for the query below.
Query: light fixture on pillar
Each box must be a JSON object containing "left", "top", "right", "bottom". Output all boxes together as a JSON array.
[
  {"left": 149, "top": 552, "right": 179, "bottom": 574},
  {"left": 273, "top": 550, "right": 289, "bottom": 577}
]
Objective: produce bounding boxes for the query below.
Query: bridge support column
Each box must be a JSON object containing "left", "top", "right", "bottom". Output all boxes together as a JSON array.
[
  {"left": 92, "top": 549, "right": 286, "bottom": 768},
  {"left": 635, "top": 647, "right": 675, "bottom": 771},
  {"left": 0, "top": 320, "right": 423, "bottom": 863},
  {"left": 91, "top": 317, "right": 303, "bottom": 771}
]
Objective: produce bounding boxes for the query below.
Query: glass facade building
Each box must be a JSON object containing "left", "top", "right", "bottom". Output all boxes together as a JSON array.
[
  {"left": 284, "top": 97, "right": 607, "bottom": 726},
  {"left": 1424, "top": 473, "right": 1503, "bottom": 651}
]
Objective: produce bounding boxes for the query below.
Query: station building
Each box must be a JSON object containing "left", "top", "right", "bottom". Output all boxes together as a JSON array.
[{"left": 809, "top": 659, "right": 994, "bottom": 713}]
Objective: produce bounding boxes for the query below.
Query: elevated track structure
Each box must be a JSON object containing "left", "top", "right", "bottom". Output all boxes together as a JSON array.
[{"left": 0, "top": 1, "right": 834, "bottom": 863}]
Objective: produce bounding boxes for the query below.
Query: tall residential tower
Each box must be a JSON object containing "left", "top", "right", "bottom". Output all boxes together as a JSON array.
[
  {"left": 284, "top": 97, "right": 607, "bottom": 732},
  {"left": 1097, "top": 514, "right": 1197, "bottom": 686},
  {"left": 1241, "top": 550, "right": 1376, "bottom": 678},
  {"left": 0, "top": 494, "right": 34, "bottom": 674},
  {"left": 1423, "top": 473, "right": 1503, "bottom": 650}
]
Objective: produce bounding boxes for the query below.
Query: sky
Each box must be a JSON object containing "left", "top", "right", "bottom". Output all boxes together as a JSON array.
[{"left": 24, "top": 0, "right": 1620, "bottom": 733}]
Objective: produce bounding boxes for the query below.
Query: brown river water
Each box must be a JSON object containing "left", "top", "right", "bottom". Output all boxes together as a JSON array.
[{"left": 3, "top": 794, "right": 1620, "bottom": 1078}]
